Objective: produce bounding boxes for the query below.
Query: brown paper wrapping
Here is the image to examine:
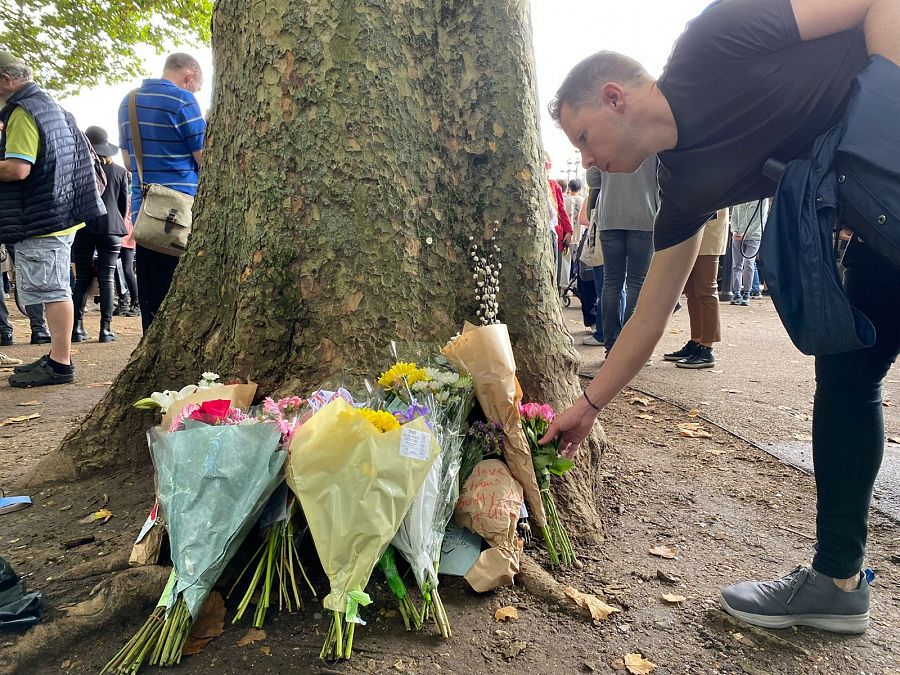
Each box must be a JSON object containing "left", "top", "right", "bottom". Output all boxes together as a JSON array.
[
  {"left": 442, "top": 323, "right": 547, "bottom": 528},
  {"left": 453, "top": 459, "right": 523, "bottom": 591},
  {"left": 128, "top": 521, "right": 165, "bottom": 567},
  {"left": 161, "top": 382, "right": 258, "bottom": 429}
]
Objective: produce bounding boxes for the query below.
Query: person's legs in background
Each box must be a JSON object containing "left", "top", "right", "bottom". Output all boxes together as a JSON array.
[
  {"left": 70, "top": 229, "right": 95, "bottom": 342},
  {"left": 9, "top": 235, "right": 76, "bottom": 387},
  {"left": 622, "top": 230, "right": 653, "bottom": 324},
  {"left": 730, "top": 238, "right": 747, "bottom": 304},
  {"left": 584, "top": 264, "right": 605, "bottom": 346},
  {"left": 95, "top": 234, "right": 123, "bottom": 342},
  {"left": 136, "top": 244, "right": 179, "bottom": 333},
  {"left": 740, "top": 240, "right": 761, "bottom": 301},
  {"left": 675, "top": 255, "right": 719, "bottom": 368},
  {"left": 117, "top": 247, "right": 139, "bottom": 316},
  {"left": 576, "top": 264, "right": 596, "bottom": 330},
  {"left": 600, "top": 230, "right": 626, "bottom": 351},
  {"left": 0, "top": 286, "right": 12, "bottom": 344}
]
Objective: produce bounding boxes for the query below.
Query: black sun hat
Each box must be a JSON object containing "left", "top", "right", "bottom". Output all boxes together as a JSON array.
[{"left": 84, "top": 125, "right": 119, "bottom": 157}]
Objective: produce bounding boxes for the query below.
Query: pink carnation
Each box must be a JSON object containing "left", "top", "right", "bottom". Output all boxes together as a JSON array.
[
  {"left": 169, "top": 403, "right": 200, "bottom": 432},
  {"left": 518, "top": 402, "right": 541, "bottom": 420},
  {"left": 538, "top": 404, "right": 556, "bottom": 421}
]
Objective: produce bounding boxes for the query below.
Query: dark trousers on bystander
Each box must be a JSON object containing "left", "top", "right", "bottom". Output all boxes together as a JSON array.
[{"left": 136, "top": 244, "right": 179, "bottom": 332}]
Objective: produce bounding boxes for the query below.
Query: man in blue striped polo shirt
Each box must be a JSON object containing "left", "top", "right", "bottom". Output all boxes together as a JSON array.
[{"left": 118, "top": 53, "right": 206, "bottom": 331}]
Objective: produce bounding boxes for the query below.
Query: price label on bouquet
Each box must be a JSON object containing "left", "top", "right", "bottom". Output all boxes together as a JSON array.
[{"left": 399, "top": 428, "right": 431, "bottom": 461}]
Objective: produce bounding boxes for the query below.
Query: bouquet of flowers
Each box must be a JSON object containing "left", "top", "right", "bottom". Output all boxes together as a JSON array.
[
  {"left": 229, "top": 396, "right": 317, "bottom": 627},
  {"left": 377, "top": 357, "right": 474, "bottom": 637},
  {"left": 442, "top": 323, "right": 550, "bottom": 555},
  {"left": 102, "top": 402, "right": 286, "bottom": 673},
  {"left": 286, "top": 398, "right": 440, "bottom": 660},
  {"left": 519, "top": 402, "right": 576, "bottom": 566}
]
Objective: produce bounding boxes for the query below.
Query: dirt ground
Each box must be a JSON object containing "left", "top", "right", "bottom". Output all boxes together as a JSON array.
[{"left": 2, "top": 305, "right": 900, "bottom": 674}]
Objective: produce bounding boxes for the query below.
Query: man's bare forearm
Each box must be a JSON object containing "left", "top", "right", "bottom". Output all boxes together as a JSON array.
[{"left": 0, "top": 158, "right": 31, "bottom": 181}]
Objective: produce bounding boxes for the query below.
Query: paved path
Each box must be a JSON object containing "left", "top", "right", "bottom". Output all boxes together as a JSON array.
[{"left": 565, "top": 294, "right": 900, "bottom": 521}]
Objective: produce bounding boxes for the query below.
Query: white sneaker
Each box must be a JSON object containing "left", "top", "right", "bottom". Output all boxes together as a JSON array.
[{"left": 582, "top": 335, "right": 604, "bottom": 346}]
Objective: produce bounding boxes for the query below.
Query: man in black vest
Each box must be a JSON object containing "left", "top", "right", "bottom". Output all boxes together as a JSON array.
[{"left": 0, "top": 51, "right": 105, "bottom": 387}]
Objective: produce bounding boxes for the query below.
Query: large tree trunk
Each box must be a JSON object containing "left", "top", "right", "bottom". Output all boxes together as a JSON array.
[{"left": 33, "top": 0, "right": 606, "bottom": 542}]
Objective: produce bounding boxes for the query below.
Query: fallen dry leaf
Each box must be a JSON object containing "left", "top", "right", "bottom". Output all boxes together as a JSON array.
[
  {"left": 661, "top": 593, "right": 686, "bottom": 604},
  {"left": 237, "top": 627, "right": 266, "bottom": 647},
  {"left": 629, "top": 395, "right": 653, "bottom": 407},
  {"left": 260, "top": 646, "right": 271, "bottom": 656},
  {"left": 495, "top": 606, "right": 518, "bottom": 622},
  {"left": 792, "top": 433, "right": 812, "bottom": 442},
  {"left": 688, "top": 408, "right": 699, "bottom": 417},
  {"left": 648, "top": 544, "right": 678, "bottom": 559},
  {"left": 888, "top": 436, "right": 900, "bottom": 445},
  {"left": 634, "top": 413, "right": 655, "bottom": 421},
  {"left": 182, "top": 592, "right": 226, "bottom": 656},
  {"left": 0, "top": 413, "right": 41, "bottom": 426},
  {"left": 624, "top": 653, "right": 657, "bottom": 674},
  {"left": 16, "top": 400, "right": 42, "bottom": 407},
  {"left": 677, "top": 422, "right": 712, "bottom": 438},
  {"left": 78, "top": 508, "right": 113, "bottom": 524},
  {"left": 504, "top": 641, "right": 527, "bottom": 660},
  {"left": 669, "top": 328, "right": 684, "bottom": 334},
  {"left": 563, "top": 586, "right": 620, "bottom": 622},
  {"left": 884, "top": 400, "right": 893, "bottom": 407}
]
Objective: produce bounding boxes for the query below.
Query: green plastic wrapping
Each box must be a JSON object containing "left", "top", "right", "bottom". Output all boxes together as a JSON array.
[{"left": 149, "top": 422, "right": 286, "bottom": 619}]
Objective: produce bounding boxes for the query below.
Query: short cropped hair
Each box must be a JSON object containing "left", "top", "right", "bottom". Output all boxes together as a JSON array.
[
  {"left": 568, "top": 178, "right": 583, "bottom": 193},
  {"left": 0, "top": 59, "right": 33, "bottom": 82},
  {"left": 548, "top": 51, "right": 652, "bottom": 123},
  {"left": 164, "top": 53, "right": 202, "bottom": 76}
]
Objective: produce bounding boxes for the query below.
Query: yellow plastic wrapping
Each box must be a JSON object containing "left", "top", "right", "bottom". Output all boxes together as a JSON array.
[
  {"left": 442, "top": 323, "right": 546, "bottom": 528},
  {"left": 285, "top": 398, "right": 440, "bottom": 615}
]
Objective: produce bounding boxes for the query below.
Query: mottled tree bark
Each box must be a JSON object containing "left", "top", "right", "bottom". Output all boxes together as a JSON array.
[{"left": 36, "top": 0, "right": 606, "bottom": 542}]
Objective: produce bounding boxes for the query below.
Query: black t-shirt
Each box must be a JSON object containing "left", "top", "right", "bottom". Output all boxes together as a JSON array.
[{"left": 653, "top": 0, "right": 868, "bottom": 250}]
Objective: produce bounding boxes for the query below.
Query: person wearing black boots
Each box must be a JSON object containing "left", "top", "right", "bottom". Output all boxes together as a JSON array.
[{"left": 71, "top": 126, "right": 128, "bottom": 344}]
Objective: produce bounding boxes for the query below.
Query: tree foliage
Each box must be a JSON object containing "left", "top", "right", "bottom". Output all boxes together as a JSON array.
[{"left": 0, "top": 0, "right": 212, "bottom": 96}]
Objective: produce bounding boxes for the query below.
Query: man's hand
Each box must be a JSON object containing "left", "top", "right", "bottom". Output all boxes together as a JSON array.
[{"left": 539, "top": 396, "right": 598, "bottom": 458}]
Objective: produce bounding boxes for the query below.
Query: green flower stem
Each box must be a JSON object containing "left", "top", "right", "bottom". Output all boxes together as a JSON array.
[
  {"left": 344, "top": 618, "right": 356, "bottom": 659},
  {"left": 101, "top": 606, "right": 165, "bottom": 674},
  {"left": 541, "top": 522, "right": 560, "bottom": 566}
]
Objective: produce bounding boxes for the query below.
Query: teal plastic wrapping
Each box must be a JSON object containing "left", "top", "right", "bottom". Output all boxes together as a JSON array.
[{"left": 148, "top": 422, "right": 286, "bottom": 619}]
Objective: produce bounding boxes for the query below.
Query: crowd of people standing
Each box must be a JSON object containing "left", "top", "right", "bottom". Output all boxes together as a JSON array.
[{"left": 0, "top": 51, "right": 205, "bottom": 386}]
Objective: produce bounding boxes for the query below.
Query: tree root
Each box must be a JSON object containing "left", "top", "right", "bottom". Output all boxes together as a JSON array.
[
  {"left": 706, "top": 608, "right": 811, "bottom": 657},
  {"left": 53, "top": 548, "right": 132, "bottom": 583},
  {"left": 515, "top": 554, "right": 593, "bottom": 621},
  {"left": 0, "top": 565, "right": 169, "bottom": 675}
]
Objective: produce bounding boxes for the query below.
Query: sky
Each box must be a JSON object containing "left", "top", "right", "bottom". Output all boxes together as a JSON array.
[{"left": 58, "top": 0, "right": 712, "bottom": 176}]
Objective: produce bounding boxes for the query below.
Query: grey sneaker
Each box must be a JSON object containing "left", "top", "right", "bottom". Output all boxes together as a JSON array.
[{"left": 720, "top": 566, "right": 869, "bottom": 634}]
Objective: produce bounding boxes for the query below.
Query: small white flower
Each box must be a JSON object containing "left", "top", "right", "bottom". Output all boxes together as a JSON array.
[{"left": 201, "top": 371, "right": 220, "bottom": 382}]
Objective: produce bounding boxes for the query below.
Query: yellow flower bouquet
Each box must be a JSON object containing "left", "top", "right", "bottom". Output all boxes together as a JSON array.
[{"left": 285, "top": 398, "right": 440, "bottom": 660}]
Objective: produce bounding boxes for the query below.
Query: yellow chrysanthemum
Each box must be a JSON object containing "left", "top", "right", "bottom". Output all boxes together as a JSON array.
[
  {"left": 377, "top": 361, "right": 429, "bottom": 389},
  {"left": 358, "top": 408, "right": 401, "bottom": 433}
]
